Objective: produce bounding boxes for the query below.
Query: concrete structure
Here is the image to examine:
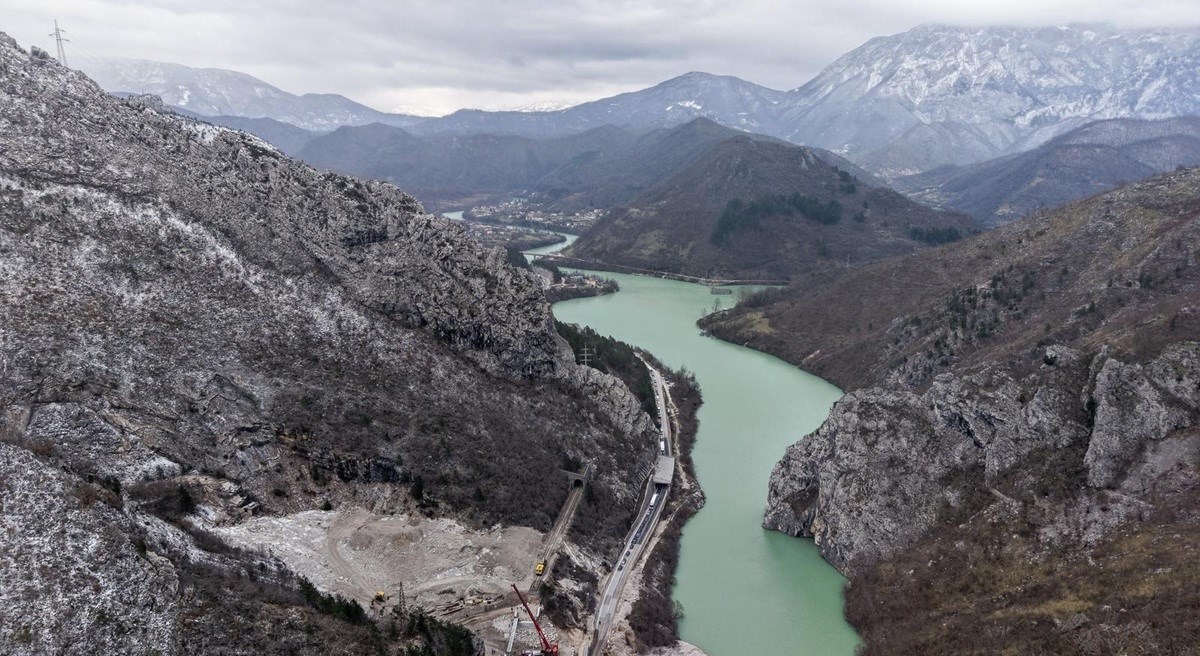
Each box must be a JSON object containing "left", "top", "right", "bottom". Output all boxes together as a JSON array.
[{"left": 652, "top": 455, "right": 675, "bottom": 485}]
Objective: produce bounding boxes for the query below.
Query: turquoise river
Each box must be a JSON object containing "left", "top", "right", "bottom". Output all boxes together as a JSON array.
[
  {"left": 461, "top": 215, "right": 860, "bottom": 655},
  {"left": 553, "top": 270, "right": 859, "bottom": 655}
]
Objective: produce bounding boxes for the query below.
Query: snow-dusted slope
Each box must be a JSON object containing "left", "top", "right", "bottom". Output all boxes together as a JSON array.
[
  {"left": 419, "top": 71, "right": 787, "bottom": 136},
  {"left": 779, "top": 24, "right": 1200, "bottom": 177},
  {"left": 81, "top": 57, "right": 424, "bottom": 131}
]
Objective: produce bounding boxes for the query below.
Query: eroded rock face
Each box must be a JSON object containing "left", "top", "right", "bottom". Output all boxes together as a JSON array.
[
  {"left": 0, "top": 31, "right": 555, "bottom": 378},
  {"left": 1085, "top": 346, "right": 1200, "bottom": 488},
  {"left": 0, "top": 31, "right": 660, "bottom": 652},
  {"left": 0, "top": 29, "right": 659, "bottom": 527},
  {"left": 764, "top": 344, "right": 1200, "bottom": 574}
]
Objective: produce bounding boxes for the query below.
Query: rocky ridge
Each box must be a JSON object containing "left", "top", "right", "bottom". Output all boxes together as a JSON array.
[
  {"left": 0, "top": 34, "right": 657, "bottom": 654},
  {"left": 765, "top": 343, "right": 1200, "bottom": 574},
  {"left": 709, "top": 166, "right": 1200, "bottom": 651}
]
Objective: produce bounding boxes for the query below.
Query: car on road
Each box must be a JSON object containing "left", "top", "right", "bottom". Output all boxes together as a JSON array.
[{"left": 534, "top": 560, "right": 546, "bottom": 575}]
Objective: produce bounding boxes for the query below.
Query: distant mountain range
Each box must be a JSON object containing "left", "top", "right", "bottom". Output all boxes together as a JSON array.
[
  {"left": 564, "top": 131, "right": 975, "bottom": 281},
  {"left": 417, "top": 71, "right": 787, "bottom": 137},
  {"left": 784, "top": 24, "right": 1200, "bottom": 178},
  {"left": 896, "top": 116, "right": 1200, "bottom": 224},
  {"left": 82, "top": 24, "right": 1200, "bottom": 178},
  {"left": 80, "top": 58, "right": 424, "bottom": 131},
  {"left": 296, "top": 117, "right": 876, "bottom": 211},
  {"left": 292, "top": 116, "right": 959, "bottom": 281}
]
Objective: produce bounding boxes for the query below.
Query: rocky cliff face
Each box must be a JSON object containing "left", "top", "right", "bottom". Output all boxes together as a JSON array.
[
  {"left": 737, "top": 164, "right": 1200, "bottom": 650},
  {"left": 0, "top": 34, "right": 657, "bottom": 654},
  {"left": 765, "top": 344, "right": 1199, "bottom": 574}
]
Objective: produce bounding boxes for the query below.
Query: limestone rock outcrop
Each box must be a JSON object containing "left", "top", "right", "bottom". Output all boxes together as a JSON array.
[{"left": 765, "top": 344, "right": 1200, "bottom": 574}]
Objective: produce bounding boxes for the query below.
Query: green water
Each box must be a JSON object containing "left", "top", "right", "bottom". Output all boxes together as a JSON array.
[{"left": 553, "top": 272, "right": 860, "bottom": 656}]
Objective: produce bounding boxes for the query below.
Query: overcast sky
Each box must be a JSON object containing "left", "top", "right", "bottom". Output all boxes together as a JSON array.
[{"left": 6, "top": 0, "right": 1200, "bottom": 115}]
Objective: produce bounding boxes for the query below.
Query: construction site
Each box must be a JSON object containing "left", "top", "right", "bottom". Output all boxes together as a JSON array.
[{"left": 211, "top": 360, "right": 680, "bottom": 656}]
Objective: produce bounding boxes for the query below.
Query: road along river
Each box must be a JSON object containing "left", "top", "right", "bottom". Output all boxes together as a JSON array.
[{"left": 550, "top": 271, "right": 860, "bottom": 656}]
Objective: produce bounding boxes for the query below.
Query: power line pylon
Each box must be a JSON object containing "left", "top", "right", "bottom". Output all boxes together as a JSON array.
[
  {"left": 578, "top": 344, "right": 594, "bottom": 367},
  {"left": 49, "top": 20, "right": 69, "bottom": 66}
]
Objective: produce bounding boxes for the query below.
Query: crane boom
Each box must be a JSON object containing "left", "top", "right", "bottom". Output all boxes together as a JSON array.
[{"left": 511, "top": 584, "right": 558, "bottom": 656}]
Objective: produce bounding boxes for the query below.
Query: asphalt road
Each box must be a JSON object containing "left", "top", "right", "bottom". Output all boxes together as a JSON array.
[{"left": 589, "top": 364, "right": 673, "bottom": 655}]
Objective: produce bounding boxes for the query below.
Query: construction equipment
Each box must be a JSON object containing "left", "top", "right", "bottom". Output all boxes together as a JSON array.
[
  {"left": 511, "top": 583, "right": 558, "bottom": 656},
  {"left": 534, "top": 560, "right": 546, "bottom": 576}
]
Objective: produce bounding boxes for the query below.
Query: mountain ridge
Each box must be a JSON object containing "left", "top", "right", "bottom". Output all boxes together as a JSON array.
[
  {"left": 0, "top": 33, "right": 657, "bottom": 654},
  {"left": 704, "top": 163, "right": 1200, "bottom": 654},
  {"left": 564, "top": 133, "right": 975, "bottom": 280},
  {"left": 86, "top": 24, "right": 1200, "bottom": 180},
  {"left": 81, "top": 57, "right": 425, "bottom": 131},
  {"left": 897, "top": 116, "right": 1200, "bottom": 224},
  {"left": 782, "top": 23, "right": 1200, "bottom": 176}
]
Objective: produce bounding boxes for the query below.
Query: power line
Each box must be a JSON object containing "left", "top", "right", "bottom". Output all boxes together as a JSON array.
[{"left": 49, "top": 20, "right": 69, "bottom": 66}]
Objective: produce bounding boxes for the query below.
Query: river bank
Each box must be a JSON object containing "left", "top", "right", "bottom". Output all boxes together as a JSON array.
[
  {"left": 537, "top": 253, "right": 790, "bottom": 286},
  {"left": 605, "top": 360, "right": 705, "bottom": 654},
  {"left": 483, "top": 215, "right": 858, "bottom": 655},
  {"left": 552, "top": 271, "right": 860, "bottom": 656}
]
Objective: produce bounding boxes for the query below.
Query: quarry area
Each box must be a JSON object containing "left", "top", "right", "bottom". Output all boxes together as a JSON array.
[{"left": 214, "top": 508, "right": 591, "bottom": 654}]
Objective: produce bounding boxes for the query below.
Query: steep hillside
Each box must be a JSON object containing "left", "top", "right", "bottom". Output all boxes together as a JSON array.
[
  {"left": 164, "top": 102, "right": 322, "bottom": 155},
  {"left": 0, "top": 35, "right": 657, "bottom": 654},
  {"left": 82, "top": 57, "right": 425, "bottom": 131},
  {"left": 566, "top": 136, "right": 974, "bottom": 281},
  {"left": 707, "top": 168, "right": 1200, "bottom": 388},
  {"left": 779, "top": 24, "right": 1200, "bottom": 177},
  {"left": 196, "top": 114, "right": 321, "bottom": 155},
  {"left": 531, "top": 118, "right": 785, "bottom": 211},
  {"left": 297, "top": 117, "right": 870, "bottom": 214},
  {"left": 299, "top": 122, "right": 641, "bottom": 202},
  {"left": 899, "top": 117, "right": 1200, "bottom": 224},
  {"left": 704, "top": 169, "right": 1200, "bottom": 653}
]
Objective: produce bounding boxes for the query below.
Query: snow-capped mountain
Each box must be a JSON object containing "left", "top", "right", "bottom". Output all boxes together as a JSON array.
[
  {"left": 509, "top": 101, "right": 575, "bottom": 113},
  {"left": 779, "top": 24, "right": 1200, "bottom": 177},
  {"left": 562, "top": 71, "right": 786, "bottom": 133},
  {"left": 80, "top": 58, "right": 424, "bottom": 131},
  {"left": 82, "top": 25, "right": 1200, "bottom": 178},
  {"left": 414, "top": 71, "right": 787, "bottom": 136}
]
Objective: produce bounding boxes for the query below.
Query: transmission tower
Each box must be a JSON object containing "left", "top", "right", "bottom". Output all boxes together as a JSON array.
[
  {"left": 49, "top": 20, "right": 69, "bottom": 66},
  {"left": 578, "top": 344, "right": 595, "bottom": 367}
]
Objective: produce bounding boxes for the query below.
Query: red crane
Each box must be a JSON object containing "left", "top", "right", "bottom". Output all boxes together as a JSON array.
[{"left": 511, "top": 584, "right": 559, "bottom": 656}]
